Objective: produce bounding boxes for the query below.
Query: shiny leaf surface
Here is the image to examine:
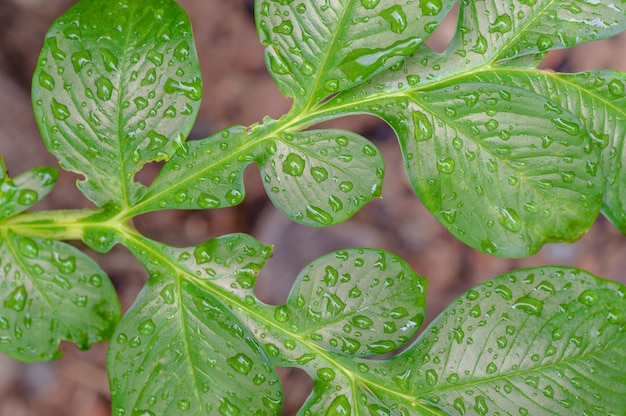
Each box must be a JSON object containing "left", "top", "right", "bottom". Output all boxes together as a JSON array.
[
  {"left": 32, "top": 0, "right": 201, "bottom": 208},
  {"left": 256, "top": 0, "right": 456, "bottom": 108},
  {"left": 320, "top": 1, "right": 626, "bottom": 255},
  {"left": 108, "top": 232, "right": 427, "bottom": 415},
  {"left": 0, "top": 231, "right": 120, "bottom": 361},
  {"left": 376, "top": 267, "right": 626, "bottom": 415},
  {"left": 0, "top": 156, "right": 57, "bottom": 221},
  {"left": 132, "top": 126, "right": 384, "bottom": 227}
]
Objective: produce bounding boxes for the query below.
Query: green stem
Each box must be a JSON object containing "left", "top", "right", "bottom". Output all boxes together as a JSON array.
[{"left": 0, "top": 208, "right": 117, "bottom": 240}]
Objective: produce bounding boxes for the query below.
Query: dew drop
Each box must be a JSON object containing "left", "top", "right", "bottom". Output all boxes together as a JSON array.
[
  {"left": 100, "top": 48, "right": 119, "bottom": 72},
  {"left": 310, "top": 166, "right": 328, "bottom": 183},
  {"left": 436, "top": 157, "right": 455, "bottom": 174},
  {"left": 497, "top": 207, "right": 521, "bottom": 233},
  {"left": 273, "top": 20, "right": 293, "bottom": 35},
  {"left": 324, "top": 292, "right": 346, "bottom": 316},
  {"left": 513, "top": 296, "right": 543, "bottom": 316},
  {"left": 367, "top": 340, "right": 396, "bottom": 354},
  {"left": 608, "top": 79, "right": 625, "bottom": 96},
  {"left": 160, "top": 283, "right": 176, "bottom": 304},
  {"left": 4, "top": 285, "right": 27, "bottom": 312},
  {"left": 551, "top": 327, "right": 564, "bottom": 341},
  {"left": 360, "top": 0, "right": 380, "bottom": 9},
  {"left": 51, "top": 99, "right": 71, "bottom": 121},
  {"left": 552, "top": 117, "right": 580, "bottom": 136},
  {"left": 474, "top": 396, "right": 488, "bottom": 415},
  {"left": 536, "top": 35, "right": 554, "bottom": 51},
  {"left": 494, "top": 285, "right": 513, "bottom": 300},
  {"left": 306, "top": 205, "right": 333, "bottom": 225},
  {"left": 327, "top": 395, "right": 351, "bottom": 416},
  {"left": 338, "top": 181, "right": 353, "bottom": 192},
  {"left": 274, "top": 305, "right": 289, "bottom": 322},
  {"left": 163, "top": 77, "right": 202, "bottom": 101},
  {"left": 227, "top": 353, "right": 253, "bottom": 375},
  {"left": 71, "top": 50, "right": 92, "bottom": 73},
  {"left": 324, "top": 79, "right": 339, "bottom": 92},
  {"left": 452, "top": 326, "right": 464, "bottom": 343},
  {"left": 471, "top": 34, "right": 488, "bottom": 55},
  {"left": 353, "top": 315, "right": 374, "bottom": 329},
  {"left": 489, "top": 14, "right": 512, "bottom": 33},
  {"left": 139, "top": 319, "right": 155, "bottom": 335},
  {"left": 577, "top": 289, "right": 598, "bottom": 306},
  {"left": 317, "top": 367, "right": 336, "bottom": 381},
  {"left": 425, "top": 369, "right": 438, "bottom": 385},
  {"left": 197, "top": 193, "right": 220, "bottom": 209},
  {"left": 412, "top": 111, "right": 433, "bottom": 141},
  {"left": 381, "top": 6, "right": 407, "bottom": 34},
  {"left": 420, "top": 0, "right": 442, "bottom": 16},
  {"left": 16, "top": 189, "right": 38, "bottom": 206},
  {"left": 283, "top": 153, "right": 305, "bottom": 177},
  {"left": 39, "top": 71, "right": 55, "bottom": 91},
  {"left": 485, "top": 119, "right": 499, "bottom": 131},
  {"left": 441, "top": 208, "right": 456, "bottom": 224}
]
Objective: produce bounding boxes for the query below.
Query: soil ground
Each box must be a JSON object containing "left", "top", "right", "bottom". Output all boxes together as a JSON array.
[{"left": 1, "top": 1, "right": 626, "bottom": 415}]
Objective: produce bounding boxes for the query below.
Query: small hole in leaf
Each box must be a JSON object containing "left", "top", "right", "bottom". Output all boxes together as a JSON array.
[
  {"left": 276, "top": 367, "right": 313, "bottom": 416},
  {"left": 133, "top": 160, "right": 164, "bottom": 188},
  {"left": 424, "top": 3, "right": 458, "bottom": 53}
]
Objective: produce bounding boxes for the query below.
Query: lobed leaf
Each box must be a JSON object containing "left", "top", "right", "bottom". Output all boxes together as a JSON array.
[
  {"left": 454, "top": 0, "right": 626, "bottom": 64},
  {"left": 0, "top": 156, "right": 58, "bottom": 221},
  {"left": 372, "top": 267, "right": 626, "bottom": 415},
  {"left": 108, "top": 231, "right": 429, "bottom": 415},
  {"left": 109, "top": 233, "right": 282, "bottom": 415},
  {"left": 259, "top": 130, "right": 384, "bottom": 227},
  {"left": 131, "top": 126, "right": 384, "bottom": 227},
  {"left": 32, "top": 0, "right": 201, "bottom": 208},
  {"left": 283, "top": 248, "right": 426, "bottom": 357},
  {"left": 109, "top": 233, "right": 626, "bottom": 415},
  {"left": 256, "top": 0, "right": 455, "bottom": 108},
  {"left": 319, "top": 0, "right": 626, "bottom": 256},
  {"left": 0, "top": 231, "right": 120, "bottom": 362}
]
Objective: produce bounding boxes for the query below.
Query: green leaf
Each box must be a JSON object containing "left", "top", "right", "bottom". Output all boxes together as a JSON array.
[
  {"left": 455, "top": 0, "right": 626, "bottom": 64},
  {"left": 283, "top": 248, "right": 426, "bottom": 357},
  {"left": 317, "top": 1, "right": 626, "bottom": 256},
  {"left": 128, "top": 126, "right": 250, "bottom": 214},
  {"left": 374, "top": 267, "right": 626, "bottom": 415},
  {"left": 108, "top": 230, "right": 427, "bottom": 415},
  {"left": 109, "top": 233, "right": 283, "bottom": 415},
  {"left": 0, "top": 156, "right": 58, "bottom": 221},
  {"left": 259, "top": 130, "right": 384, "bottom": 227},
  {"left": 256, "top": 0, "right": 455, "bottom": 108},
  {"left": 550, "top": 71, "right": 626, "bottom": 233},
  {"left": 0, "top": 230, "right": 120, "bottom": 362},
  {"left": 32, "top": 0, "right": 201, "bottom": 208},
  {"left": 131, "top": 126, "right": 384, "bottom": 227}
]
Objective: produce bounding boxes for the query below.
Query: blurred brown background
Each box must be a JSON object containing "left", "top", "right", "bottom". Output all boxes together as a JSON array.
[{"left": 1, "top": 0, "right": 626, "bottom": 414}]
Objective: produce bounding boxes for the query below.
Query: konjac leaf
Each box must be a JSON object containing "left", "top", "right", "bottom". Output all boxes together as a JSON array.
[
  {"left": 0, "top": 231, "right": 120, "bottom": 362},
  {"left": 317, "top": 1, "right": 626, "bottom": 256},
  {"left": 374, "top": 267, "right": 626, "bottom": 415},
  {"left": 32, "top": 0, "right": 201, "bottom": 208},
  {"left": 0, "top": 156, "right": 58, "bottom": 221},
  {"left": 109, "top": 233, "right": 282, "bottom": 415},
  {"left": 130, "top": 126, "right": 384, "bottom": 227},
  {"left": 256, "top": 0, "right": 455, "bottom": 108}
]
